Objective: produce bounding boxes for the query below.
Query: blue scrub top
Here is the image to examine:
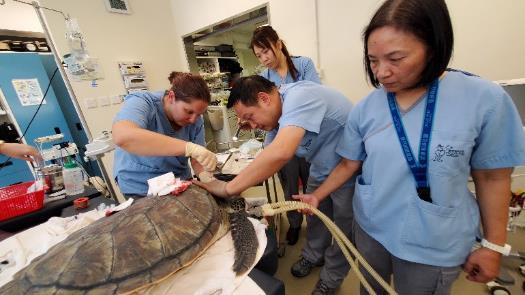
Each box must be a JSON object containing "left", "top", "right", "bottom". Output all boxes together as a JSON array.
[
  {"left": 113, "top": 91, "right": 205, "bottom": 195},
  {"left": 337, "top": 71, "right": 525, "bottom": 266},
  {"left": 261, "top": 56, "right": 321, "bottom": 87},
  {"left": 265, "top": 81, "right": 354, "bottom": 186}
]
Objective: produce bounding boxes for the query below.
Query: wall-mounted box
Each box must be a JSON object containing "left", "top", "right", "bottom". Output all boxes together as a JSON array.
[
  {"left": 118, "top": 61, "right": 148, "bottom": 94},
  {"left": 123, "top": 75, "right": 148, "bottom": 89},
  {"left": 119, "top": 62, "right": 145, "bottom": 75}
]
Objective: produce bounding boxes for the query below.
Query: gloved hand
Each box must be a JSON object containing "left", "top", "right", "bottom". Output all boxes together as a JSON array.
[
  {"left": 185, "top": 142, "right": 217, "bottom": 171},
  {"left": 197, "top": 171, "right": 215, "bottom": 183}
]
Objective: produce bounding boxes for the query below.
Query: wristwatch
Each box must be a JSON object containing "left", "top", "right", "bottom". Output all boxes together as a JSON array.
[{"left": 481, "top": 238, "right": 511, "bottom": 256}]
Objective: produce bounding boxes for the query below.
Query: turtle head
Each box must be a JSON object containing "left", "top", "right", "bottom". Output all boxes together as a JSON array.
[{"left": 228, "top": 198, "right": 246, "bottom": 212}]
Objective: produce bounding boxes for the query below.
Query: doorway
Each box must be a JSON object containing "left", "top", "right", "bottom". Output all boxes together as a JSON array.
[{"left": 183, "top": 6, "right": 268, "bottom": 151}]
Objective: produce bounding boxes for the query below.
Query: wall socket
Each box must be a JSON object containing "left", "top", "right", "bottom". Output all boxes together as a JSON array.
[
  {"left": 85, "top": 97, "right": 98, "bottom": 109},
  {"left": 111, "top": 95, "right": 123, "bottom": 105},
  {"left": 99, "top": 96, "right": 110, "bottom": 107}
]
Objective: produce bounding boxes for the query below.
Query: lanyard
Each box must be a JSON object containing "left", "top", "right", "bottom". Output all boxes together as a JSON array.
[{"left": 387, "top": 79, "right": 439, "bottom": 203}]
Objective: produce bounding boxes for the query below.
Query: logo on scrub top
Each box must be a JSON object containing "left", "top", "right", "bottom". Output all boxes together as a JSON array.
[{"left": 432, "top": 144, "right": 465, "bottom": 162}]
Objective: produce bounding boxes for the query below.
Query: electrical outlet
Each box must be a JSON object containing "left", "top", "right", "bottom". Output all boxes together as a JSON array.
[
  {"left": 99, "top": 96, "right": 110, "bottom": 107},
  {"left": 111, "top": 95, "right": 123, "bottom": 105},
  {"left": 85, "top": 97, "right": 98, "bottom": 109}
]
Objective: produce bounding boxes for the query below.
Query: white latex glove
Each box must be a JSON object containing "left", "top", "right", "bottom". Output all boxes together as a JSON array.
[
  {"left": 198, "top": 171, "right": 215, "bottom": 183},
  {"left": 185, "top": 142, "right": 217, "bottom": 171}
]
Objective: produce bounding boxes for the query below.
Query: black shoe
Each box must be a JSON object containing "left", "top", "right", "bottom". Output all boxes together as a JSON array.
[
  {"left": 291, "top": 257, "right": 322, "bottom": 277},
  {"left": 312, "top": 279, "right": 336, "bottom": 295},
  {"left": 286, "top": 226, "right": 301, "bottom": 245}
]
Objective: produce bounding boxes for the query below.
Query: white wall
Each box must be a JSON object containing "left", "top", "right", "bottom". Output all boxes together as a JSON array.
[
  {"left": 37, "top": 0, "right": 181, "bottom": 200},
  {"left": 447, "top": 1, "right": 525, "bottom": 81},
  {"left": 0, "top": 0, "right": 43, "bottom": 32},
  {"left": 171, "top": 0, "right": 525, "bottom": 102}
]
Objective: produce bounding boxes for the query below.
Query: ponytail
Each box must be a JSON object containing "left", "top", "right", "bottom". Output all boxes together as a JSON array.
[{"left": 280, "top": 43, "right": 298, "bottom": 81}]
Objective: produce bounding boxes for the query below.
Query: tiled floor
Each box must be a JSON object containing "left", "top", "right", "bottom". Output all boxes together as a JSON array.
[{"left": 242, "top": 171, "right": 525, "bottom": 295}]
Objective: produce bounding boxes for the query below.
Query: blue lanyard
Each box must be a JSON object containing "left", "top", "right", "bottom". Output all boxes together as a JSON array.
[{"left": 387, "top": 79, "right": 439, "bottom": 203}]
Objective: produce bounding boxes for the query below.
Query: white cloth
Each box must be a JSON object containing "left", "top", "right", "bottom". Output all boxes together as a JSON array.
[
  {"left": 146, "top": 172, "right": 192, "bottom": 197},
  {"left": 146, "top": 172, "right": 178, "bottom": 196},
  {"left": 0, "top": 211, "right": 266, "bottom": 294}
]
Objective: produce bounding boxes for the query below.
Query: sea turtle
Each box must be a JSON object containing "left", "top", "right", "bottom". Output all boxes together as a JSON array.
[{"left": 0, "top": 185, "right": 259, "bottom": 294}]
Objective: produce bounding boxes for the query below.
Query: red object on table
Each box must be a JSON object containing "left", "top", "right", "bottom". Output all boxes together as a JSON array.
[
  {"left": 73, "top": 197, "right": 89, "bottom": 209},
  {"left": 0, "top": 181, "right": 45, "bottom": 221}
]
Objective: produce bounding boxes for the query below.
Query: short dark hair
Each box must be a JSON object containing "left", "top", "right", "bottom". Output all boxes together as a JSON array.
[
  {"left": 363, "top": 0, "right": 453, "bottom": 88},
  {"left": 227, "top": 76, "right": 276, "bottom": 108},
  {"left": 168, "top": 72, "right": 211, "bottom": 103}
]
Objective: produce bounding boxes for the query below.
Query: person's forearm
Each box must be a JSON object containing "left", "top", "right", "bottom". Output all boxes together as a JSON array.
[
  {"left": 113, "top": 122, "right": 186, "bottom": 156},
  {"left": 313, "top": 159, "right": 361, "bottom": 201},
  {"left": 473, "top": 168, "right": 512, "bottom": 245},
  {"left": 0, "top": 142, "right": 41, "bottom": 160}
]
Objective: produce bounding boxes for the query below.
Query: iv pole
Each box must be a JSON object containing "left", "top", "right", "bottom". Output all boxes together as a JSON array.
[{"left": 1, "top": 0, "right": 117, "bottom": 200}]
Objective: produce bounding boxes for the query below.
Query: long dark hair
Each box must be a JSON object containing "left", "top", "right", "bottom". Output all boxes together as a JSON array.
[
  {"left": 168, "top": 72, "right": 211, "bottom": 103},
  {"left": 363, "top": 0, "right": 453, "bottom": 89},
  {"left": 250, "top": 25, "right": 299, "bottom": 81}
]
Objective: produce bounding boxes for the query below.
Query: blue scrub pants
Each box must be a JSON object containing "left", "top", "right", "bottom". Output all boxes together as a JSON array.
[
  {"left": 302, "top": 178, "right": 354, "bottom": 288},
  {"left": 354, "top": 221, "right": 461, "bottom": 295}
]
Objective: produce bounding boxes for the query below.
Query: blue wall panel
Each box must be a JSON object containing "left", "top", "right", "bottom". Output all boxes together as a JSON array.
[{"left": 0, "top": 53, "right": 74, "bottom": 186}]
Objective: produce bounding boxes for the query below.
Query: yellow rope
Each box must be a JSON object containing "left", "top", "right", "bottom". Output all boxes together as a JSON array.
[{"left": 260, "top": 201, "right": 397, "bottom": 295}]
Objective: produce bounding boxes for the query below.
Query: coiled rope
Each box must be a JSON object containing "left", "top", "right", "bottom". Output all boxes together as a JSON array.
[{"left": 258, "top": 200, "right": 397, "bottom": 295}]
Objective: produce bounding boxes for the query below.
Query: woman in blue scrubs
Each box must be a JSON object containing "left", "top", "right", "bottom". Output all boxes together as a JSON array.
[
  {"left": 295, "top": 0, "right": 525, "bottom": 294},
  {"left": 112, "top": 72, "right": 217, "bottom": 198},
  {"left": 250, "top": 25, "right": 320, "bottom": 246}
]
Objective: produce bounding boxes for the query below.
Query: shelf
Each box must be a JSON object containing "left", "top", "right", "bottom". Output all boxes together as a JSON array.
[{"left": 196, "top": 56, "right": 237, "bottom": 60}]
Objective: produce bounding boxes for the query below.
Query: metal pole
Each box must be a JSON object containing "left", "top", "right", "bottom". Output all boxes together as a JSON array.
[
  {"left": 314, "top": 0, "right": 322, "bottom": 78},
  {"left": 31, "top": 1, "right": 117, "bottom": 200},
  {"left": 32, "top": 2, "right": 89, "bottom": 139}
]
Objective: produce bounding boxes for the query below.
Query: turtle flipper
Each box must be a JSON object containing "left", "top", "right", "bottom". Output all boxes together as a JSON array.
[{"left": 229, "top": 211, "right": 259, "bottom": 275}]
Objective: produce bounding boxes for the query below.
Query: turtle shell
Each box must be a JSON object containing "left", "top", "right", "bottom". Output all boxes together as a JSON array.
[{"left": 0, "top": 185, "right": 222, "bottom": 294}]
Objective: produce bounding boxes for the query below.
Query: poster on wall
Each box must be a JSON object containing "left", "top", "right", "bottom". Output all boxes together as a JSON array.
[{"left": 11, "top": 79, "right": 46, "bottom": 106}]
